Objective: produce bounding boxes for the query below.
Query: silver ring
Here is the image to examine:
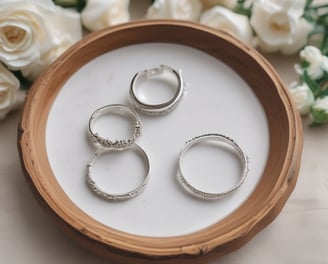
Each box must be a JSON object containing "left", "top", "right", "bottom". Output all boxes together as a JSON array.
[
  {"left": 178, "top": 133, "right": 249, "bottom": 200},
  {"left": 129, "top": 64, "right": 184, "bottom": 115},
  {"left": 88, "top": 104, "right": 142, "bottom": 149},
  {"left": 86, "top": 144, "right": 150, "bottom": 201}
]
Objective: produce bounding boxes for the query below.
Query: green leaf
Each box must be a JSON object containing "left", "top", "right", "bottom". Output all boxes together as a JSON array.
[
  {"left": 316, "top": 77, "right": 328, "bottom": 98},
  {"left": 305, "top": 0, "right": 314, "bottom": 9},
  {"left": 53, "top": 0, "right": 86, "bottom": 11},
  {"left": 320, "top": 29, "right": 328, "bottom": 56},
  {"left": 303, "top": 70, "right": 321, "bottom": 98},
  {"left": 234, "top": 0, "right": 253, "bottom": 17},
  {"left": 315, "top": 71, "right": 328, "bottom": 84},
  {"left": 311, "top": 107, "right": 328, "bottom": 124},
  {"left": 323, "top": 71, "right": 328, "bottom": 79},
  {"left": 317, "top": 14, "right": 328, "bottom": 26},
  {"left": 12, "top": 71, "right": 31, "bottom": 90},
  {"left": 53, "top": 0, "right": 78, "bottom": 6},
  {"left": 318, "top": 88, "right": 328, "bottom": 98},
  {"left": 235, "top": 8, "right": 252, "bottom": 17},
  {"left": 301, "top": 60, "right": 310, "bottom": 68}
]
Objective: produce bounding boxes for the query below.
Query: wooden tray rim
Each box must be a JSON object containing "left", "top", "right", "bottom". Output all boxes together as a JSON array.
[{"left": 18, "top": 20, "right": 303, "bottom": 260}]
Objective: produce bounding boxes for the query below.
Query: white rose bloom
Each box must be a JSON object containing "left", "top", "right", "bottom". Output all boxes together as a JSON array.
[
  {"left": 0, "top": 0, "right": 58, "bottom": 69},
  {"left": 200, "top": 0, "right": 237, "bottom": 10},
  {"left": 22, "top": 7, "right": 82, "bottom": 81},
  {"left": 81, "top": 0, "right": 130, "bottom": 32},
  {"left": 0, "top": 0, "right": 82, "bottom": 80},
  {"left": 321, "top": 56, "right": 328, "bottom": 73},
  {"left": 146, "top": 0, "right": 202, "bottom": 21},
  {"left": 200, "top": 6, "right": 253, "bottom": 46},
  {"left": 311, "top": 96, "right": 328, "bottom": 124},
  {"left": 0, "top": 63, "right": 23, "bottom": 120},
  {"left": 300, "top": 46, "right": 327, "bottom": 80},
  {"left": 250, "top": 0, "right": 313, "bottom": 54},
  {"left": 288, "top": 82, "right": 314, "bottom": 116}
]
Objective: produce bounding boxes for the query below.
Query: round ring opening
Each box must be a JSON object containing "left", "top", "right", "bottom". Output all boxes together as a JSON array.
[
  {"left": 178, "top": 133, "right": 249, "bottom": 200},
  {"left": 87, "top": 144, "right": 150, "bottom": 201},
  {"left": 129, "top": 65, "right": 184, "bottom": 115},
  {"left": 88, "top": 104, "right": 142, "bottom": 149}
]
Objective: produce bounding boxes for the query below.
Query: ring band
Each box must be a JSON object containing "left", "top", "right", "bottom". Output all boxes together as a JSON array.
[
  {"left": 88, "top": 104, "right": 142, "bottom": 149},
  {"left": 178, "top": 133, "right": 249, "bottom": 200},
  {"left": 86, "top": 144, "right": 150, "bottom": 201},
  {"left": 129, "top": 65, "right": 184, "bottom": 115}
]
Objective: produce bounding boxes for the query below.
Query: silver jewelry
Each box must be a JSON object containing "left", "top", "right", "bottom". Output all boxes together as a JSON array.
[
  {"left": 129, "top": 64, "right": 184, "bottom": 115},
  {"left": 88, "top": 104, "right": 142, "bottom": 149},
  {"left": 86, "top": 144, "right": 150, "bottom": 201},
  {"left": 177, "top": 133, "right": 249, "bottom": 200}
]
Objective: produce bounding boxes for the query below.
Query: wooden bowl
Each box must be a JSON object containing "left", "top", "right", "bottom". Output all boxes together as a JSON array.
[{"left": 18, "top": 20, "right": 303, "bottom": 263}]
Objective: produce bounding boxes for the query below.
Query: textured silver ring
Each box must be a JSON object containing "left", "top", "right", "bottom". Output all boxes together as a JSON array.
[
  {"left": 88, "top": 104, "right": 142, "bottom": 149},
  {"left": 178, "top": 133, "right": 249, "bottom": 200},
  {"left": 129, "top": 64, "right": 184, "bottom": 115},
  {"left": 87, "top": 144, "right": 150, "bottom": 201}
]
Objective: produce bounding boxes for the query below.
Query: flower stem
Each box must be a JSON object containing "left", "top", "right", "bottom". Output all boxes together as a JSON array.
[
  {"left": 320, "top": 28, "right": 328, "bottom": 55},
  {"left": 303, "top": 70, "right": 321, "bottom": 98}
]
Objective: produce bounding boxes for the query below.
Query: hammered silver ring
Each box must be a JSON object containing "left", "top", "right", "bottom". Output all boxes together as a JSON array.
[
  {"left": 177, "top": 133, "right": 249, "bottom": 200},
  {"left": 129, "top": 64, "right": 184, "bottom": 115},
  {"left": 87, "top": 144, "right": 150, "bottom": 201},
  {"left": 88, "top": 104, "right": 142, "bottom": 149}
]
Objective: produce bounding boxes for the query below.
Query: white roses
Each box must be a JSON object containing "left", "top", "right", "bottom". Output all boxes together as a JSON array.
[
  {"left": 311, "top": 97, "right": 328, "bottom": 124},
  {"left": 250, "top": 0, "right": 313, "bottom": 54},
  {"left": 0, "top": 63, "right": 22, "bottom": 120},
  {"left": 200, "top": 6, "right": 253, "bottom": 46},
  {"left": 0, "top": 0, "right": 82, "bottom": 81},
  {"left": 289, "top": 46, "right": 328, "bottom": 124},
  {"left": 299, "top": 46, "right": 328, "bottom": 80},
  {"left": 0, "top": 0, "right": 55, "bottom": 70},
  {"left": 200, "top": 0, "right": 237, "bottom": 10},
  {"left": 81, "top": 0, "right": 130, "bottom": 31},
  {"left": 288, "top": 82, "right": 314, "bottom": 116},
  {"left": 199, "top": 0, "right": 314, "bottom": 54},
  {"left": 0, "top": 0, "right": 82, "bottom": 118},
  {"left": 146, "top": 0, "right": 202, "bottom": 21}
]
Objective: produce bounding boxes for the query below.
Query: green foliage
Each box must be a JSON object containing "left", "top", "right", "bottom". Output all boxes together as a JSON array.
[
  {"left": 302, "top": 70, "right": 321, "bottom": 98},
  {"left": 311, "top": 107, "right": 328, "bottom": 124},
  {"left": 12, "top": 71, "right": 31, "bottom": 91},
  {"left": 304, "top": 2, "right": 328, "bottom": 56},
  {"left": 234, "top": 0, "right": 252, "bottom": 18},
  {"left": 53, "top": 0, "right": 86, "bottom": 11}
]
